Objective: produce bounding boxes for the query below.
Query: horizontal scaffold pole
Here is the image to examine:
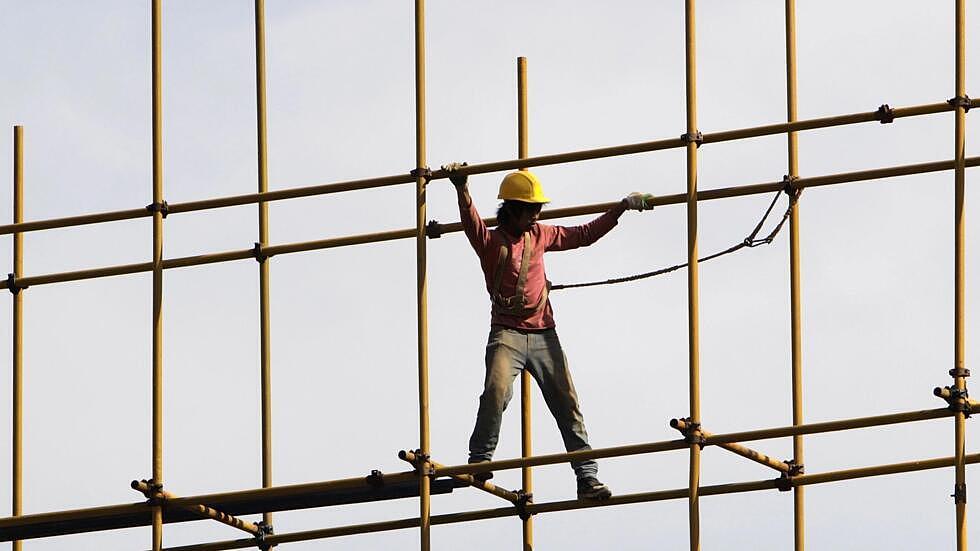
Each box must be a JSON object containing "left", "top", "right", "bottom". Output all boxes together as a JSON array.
[
  {"left": 155, "top": 450, "right": 980, "bottom": 551},
  {"left": 1, "top": 406, "right": 950, "bottom": 541},
  {"left": 0, "top": 98, "right": 975, "bottom": 238},
  {"left": 0, "top": 471, "right": 466, "bottom": 542},
  {"left": 2, "top": 156, "right": 978, "bottom": 293}
]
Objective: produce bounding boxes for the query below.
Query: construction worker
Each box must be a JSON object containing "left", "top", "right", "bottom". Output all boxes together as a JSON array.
[{"left": 442, "top": 162, "right": 654, "bottom": 500}]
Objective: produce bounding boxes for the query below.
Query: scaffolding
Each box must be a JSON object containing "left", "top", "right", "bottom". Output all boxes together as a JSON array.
[{"left": 0, "top": 1, "right": 976, "bottom": 550}]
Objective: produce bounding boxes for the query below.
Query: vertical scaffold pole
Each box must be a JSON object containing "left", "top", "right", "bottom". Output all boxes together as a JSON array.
[
  {"left": 414, "top": 0, "right": 431, "bottom": 549},
  {"left": 254, "top": 0, "right": 274, "bottom": 536},
  {"left": 784, "top": 1, "right": 805, "bottom": 548},
  {"left": 150, "top": 0, "right": 165, "bottom": 549},
  {"left": 952, "top": 0, "right": 968, "bottom": 548},
  {"left": 517, "top": 56, "right": 534, "bottom": 551},
  {"left": 11, "top": 125, "right": 24, "bottom": 551},
  {"left": 683, "top": 1, "right": 702, "bottom": 549}
]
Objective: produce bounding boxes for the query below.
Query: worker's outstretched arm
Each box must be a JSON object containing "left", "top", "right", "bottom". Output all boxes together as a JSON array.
[
  {"left": 443, "top": 162, "right": 492, "bottom": 252},
  {"left": 546, "top": 192, "right": 655, "bottom": 251}
]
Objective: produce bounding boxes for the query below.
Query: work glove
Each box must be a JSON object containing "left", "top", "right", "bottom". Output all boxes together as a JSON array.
[
  {"left": 625, "top": 192, "right": 655, "bottom": 211},
  {"left": 441, "top": 162, "right": 469, "bottom": 188}
]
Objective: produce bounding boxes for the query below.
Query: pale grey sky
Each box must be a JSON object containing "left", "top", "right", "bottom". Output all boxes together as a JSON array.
[{"left": 0, "top": 1, "right": 978, "bottom": 549}]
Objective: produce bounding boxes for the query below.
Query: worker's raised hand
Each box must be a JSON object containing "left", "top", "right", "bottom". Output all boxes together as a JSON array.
[
  {"left": 625, "top": 192, "right": 655, "bottom": 211},
  {"left": 441, "top": 162, "right": 469, "bottom": 188}
]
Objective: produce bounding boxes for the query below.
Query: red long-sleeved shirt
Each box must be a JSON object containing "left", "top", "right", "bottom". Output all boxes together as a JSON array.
[{"left": 459, "top": 198, "right": 621, "bottom": 330}]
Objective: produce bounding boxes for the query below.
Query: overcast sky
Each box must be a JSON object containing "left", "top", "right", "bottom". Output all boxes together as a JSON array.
[{"left": 1, "top": 1, "right": 978, "bottom": 549}]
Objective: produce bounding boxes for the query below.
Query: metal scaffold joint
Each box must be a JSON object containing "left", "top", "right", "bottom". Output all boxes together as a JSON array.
[
  {"left": 410, "top": 166, "right": 433, "bottom": 182},
  {"left": 255, "top": 520, "right": 275, "bottom": 550},
  {"left": 680, "top": 131, "right": 704, "bottom": 147},
  {"left": 934, "top": 385, "right": 972, "bottom": 417},
  {"left": 5, "top": 273, "right": 27, "bottom": 294},
  {"left": 425, "top": 220, "right": 443, "bottom": 239},
  {"left": 252, "top": 242, "right": 271, "bottom": 263},
  {"left": 948, "top": 95, "right": 973, "bottom": 112},
  {"left": 953, "top": 483, "right": 968, "bottom": 505},
  {"left": 365, "top": 469, "right": 385, "bottom": 488},
  {"left": 514, "top": 489, "right": 534, "bottom": 521},
  {"left": 132, "top": 478, "right": 165, "bottom": 505},
  {"left": 409, "top": 449, "right": 436, "bottom": 477},
  {"left": 876, "top": 104, "right": 895, "bottom": 123},
  {"left": 950, "top": 368, "right": 971, "bottom": 379},
  {"left": 145, "top": 200, "right": 169, "bottom": 218},
  {"left": 670, "top": 417, "right": 706, "bottom": 448},
  {"left": 775, "top": 459, "right": 804, "bottom": 492},
  {"left": 782, "top": 174, "right": 801, "bottom": 197}
]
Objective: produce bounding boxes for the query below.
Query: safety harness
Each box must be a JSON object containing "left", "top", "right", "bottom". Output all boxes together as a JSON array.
[{"left": 491, "top": 232, "right": 548, "bottom": 317}]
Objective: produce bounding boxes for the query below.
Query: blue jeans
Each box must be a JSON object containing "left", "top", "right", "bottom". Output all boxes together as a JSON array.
[{"left": 468, "top": 326, "right": 598, "bottom": 479}]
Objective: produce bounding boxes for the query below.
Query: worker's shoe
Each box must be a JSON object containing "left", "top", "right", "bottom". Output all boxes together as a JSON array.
[
  {"left": 468, "top": 459, "right": 493, "bottom": 482},
  {"left": 576, "top": 476, "right": 612, "bottom": 500}
]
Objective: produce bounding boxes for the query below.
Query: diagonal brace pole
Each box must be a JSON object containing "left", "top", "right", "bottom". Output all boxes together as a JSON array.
[
  {"left": 131, "top": 480, "right": 264, "bottom": 538},
  {"left": 672, "top": 418, "right": 792, "bottom": 474},
  {"left": 399, "top": 450, "right": 520, "bottom": 504}
]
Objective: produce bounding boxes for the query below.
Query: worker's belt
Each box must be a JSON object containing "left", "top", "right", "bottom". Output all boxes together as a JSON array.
[{"left": 491, "top": 232, "right": 548, "bottom": 317}]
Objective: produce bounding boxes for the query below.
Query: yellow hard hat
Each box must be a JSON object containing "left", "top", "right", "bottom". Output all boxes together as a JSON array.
[{"left": 497, "top": 170, "right": 550, "bottom": 203}]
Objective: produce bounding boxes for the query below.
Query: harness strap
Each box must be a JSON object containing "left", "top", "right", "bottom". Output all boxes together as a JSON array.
[{"left": 491, "top": 232, "right": 549, "bottom": 317}]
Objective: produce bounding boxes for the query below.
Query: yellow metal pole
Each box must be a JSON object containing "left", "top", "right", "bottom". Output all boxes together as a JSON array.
[
  {"left": 11, "top": 125, "right": 24, "bottom": 551},
  {"left": 146, "top": 450, "right": 980, "bottom": 551},
  {"left": 413, "top": 0, "right": 431, "bottom": 549},
  {"left": 952, "top": 0, "right": 968, "bottom": 548},
  {"left": 0, "top": 98, "right": 973, "bottom": 239},
  {"left": 517, "top": 55, "right": 534, "bottom": 551},
  {"left": 151, "top": 1, "right": 164, "bottom": 549},
  {"left": 253, "top": 0, "right": 274, "bottom": 537},
  {"left": 683, "top": 1, "right": 702, "bottom": 549},
  {"left": 784, "top": 0, "right": 805, "bottom": 548}
]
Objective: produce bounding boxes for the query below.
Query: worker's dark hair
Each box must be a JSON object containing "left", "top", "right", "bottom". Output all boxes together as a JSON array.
[{"left": 496, "top": 200, "right": 541, "bottom": 227}]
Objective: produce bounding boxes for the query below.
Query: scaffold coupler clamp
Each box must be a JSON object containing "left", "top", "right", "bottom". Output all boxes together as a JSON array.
[
  {"left": 774, "top": 459, "right": 803, "bottom": 492},
  {"left": 145, "top": 200, "right": 170, "bottom": 218},
  {"left": 137, "top": 478, "right": 165, "bottom": 505},
  {"left": 426, "top": 220, "right": 443, "bottom": 239},
  {"left": 948, "top": 95, "right": 973, "bottom": 113},
  {"left": 514, "top": 489, "right": 534, "bottom": 521},
  {"left": 412, "top": 449, "right": 436, "bottom": 477},
  {"left": 953, "top": 483, "right": 968, "bottom": 505},
  {"left": 410, "top": 166, "right": 433, "bottom": 184},
  {"left": 782, "top": 174, "right": 801, "bottom": 198},
  {"left": 255, "top": 520, "right": 275, "bottom": 550},
  {"left": 366, "top": 469, "right": 385, "bottom": 488},
  {"left": 6, "top": 273, "right": 27, "bottom": 295},
  {"left": 936, "top": 385, "right": 972, "bottom": 417},
  {"left": 252, "top": 242, "right": 270, "bottom": 263},
  {"left": 680, "top": 131, "right": 704, "bottom": 148},
  {"left": 673, "top": 417, "right": 706, "bottom": 448},
  {"left": 876, "top": 104, "right": 895, "bottom": 124}
]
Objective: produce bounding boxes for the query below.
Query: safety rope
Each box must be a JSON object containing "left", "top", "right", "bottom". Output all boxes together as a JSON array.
[{"left": 550, "top": 188, "right": 801, "bottom": 291}]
